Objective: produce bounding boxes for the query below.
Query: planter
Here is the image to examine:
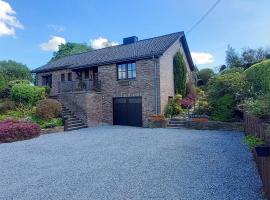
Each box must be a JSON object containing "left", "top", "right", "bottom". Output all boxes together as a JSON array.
[
  {"left": 255, "top": 145, "right": 270, "bottom": 157},
  {"left": 189, "top": 115, "right": 209, "bottom": 122},
  {"left": 149, "top": 120, "right": 167, "bottom": 128}
]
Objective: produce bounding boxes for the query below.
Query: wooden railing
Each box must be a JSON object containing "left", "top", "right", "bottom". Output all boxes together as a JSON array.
[
  {"left": 58, "top": 80, "right": 101, "bottom": 93},
  {"left": 244, "top": 112, "right": 270, "bottom": 199}
]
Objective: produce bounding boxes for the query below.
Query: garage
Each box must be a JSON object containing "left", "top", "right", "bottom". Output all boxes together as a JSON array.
[{"left": 113, "top": 97, "right": 142, "bottom": 127}]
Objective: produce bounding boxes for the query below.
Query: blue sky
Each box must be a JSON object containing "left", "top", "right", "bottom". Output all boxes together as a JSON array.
[{"left": 0, "top": 0, "right": 270, "bottom": 70}]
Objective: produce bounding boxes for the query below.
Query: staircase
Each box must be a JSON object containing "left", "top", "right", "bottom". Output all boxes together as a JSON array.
[
  {"left": 167, "top": 118, "right": 187, "bottom": 128},
  {"left": 61, "top": 105, "right": 88, "bottom": 131}
]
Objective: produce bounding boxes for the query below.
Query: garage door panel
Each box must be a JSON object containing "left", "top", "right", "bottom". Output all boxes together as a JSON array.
[{"left": 113, "top": 97, "right": 142, "bottom": 127}]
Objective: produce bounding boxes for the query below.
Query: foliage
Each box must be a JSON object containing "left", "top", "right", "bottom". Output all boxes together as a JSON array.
[
  {"left": 164, "top": 94, "right": 184, "bottom": 118},
  {"left": 225, "top": 46, "right": 270, "bottom": 69},
  {"left": 180, "top": 93, "right": 197, "bottom": 108},
  {"left": 221, "top": 67, "right": 244, "bottom": 75},
  {"left": 0, "top": 100, "right": 16, "bottom": 114},
  {"left": 11, "top": 84, "right": 45, "bottom": 105},
  {"left": 193, "top": 94, "right": 211, "bottom": 116},
  {"left": 207, "top": 72, "right": 248, "bottom": 103},
  {"left": 243, "top": 135, "right": 265, "bottom": 150},
  {"left": 51, "top": 42, "right": 92, "bottom": 61},
  {"left": 197, "top": 68, "right": 215, "bottom": 86},
  {"left": 246, "top": 94, "right": 270, "bottom": 119},
  {"left": 245, "top": 59, "right": 270, "bottom": 95},
  {"left": 210, "top": 94, "right": 235, "bottom": 122},
  {"left": 31, "top": 116, "right": 63, "bottom": 129},
  {"left": 36, "top": 99, "right": 62, "bottom": 119},
  {"left": 0, "top": 73, "right": 5, "bottom": 93},
  {"left": 226, "top": 45, "right": 242, "bottom": 68},
  {"left": 0, "top": 105, "right": 35, "bottom": 121},
  {"left": 0, "top": 119, "right": 41, "bottom": 143},
  {"left": 173, "top": 52, "right": 187, "bottom": 96},
  {"left": 0, "top": 80, "right": 31, "bottom": 99},
  {"left": 0, "top": 60, "right": 32, "bottom": 82}
]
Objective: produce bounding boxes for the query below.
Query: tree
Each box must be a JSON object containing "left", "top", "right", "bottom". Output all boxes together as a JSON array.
[
  {"left": 51, "top": 42, "right": 93, "bottom": 61},
  {"left": 225, "top": 45, "right": 242, "bottom": 68},
  {"left": 0, "top": 60, "right": 32, "bottom": 82},
  {"left": 197, "top": 68, "right": 215, "bottom": 86},
  {"left": 173, "top": 52, "right": 187, "bottom": 96}
]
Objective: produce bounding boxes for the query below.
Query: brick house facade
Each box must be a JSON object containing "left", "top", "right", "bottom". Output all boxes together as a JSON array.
[{"left": 33, "top": 32, "right": 194, "bottom": 127}]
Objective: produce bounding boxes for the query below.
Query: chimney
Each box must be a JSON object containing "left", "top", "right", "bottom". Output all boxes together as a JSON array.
[{"left": 123, "top": 36, "right": 138, "bottom": 45}]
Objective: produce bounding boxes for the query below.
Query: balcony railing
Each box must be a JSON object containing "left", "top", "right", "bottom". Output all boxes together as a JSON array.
[{"left": 58, "top": 80, "right": 101, "bottom": 93}]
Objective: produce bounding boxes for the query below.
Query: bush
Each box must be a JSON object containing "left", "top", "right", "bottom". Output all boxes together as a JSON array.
[
  {"left": 36, "top": 99, "right": 62, "bottom": 120},
  {"left": 31, "top": 116, "right": 63, "bottom": 129},
  {"left": 11, "top": 84, "right": 45, "bottom": 105},
  {"left": 246, "top": 95, "right": 270, "bottom": 119},
  {"left": 197, "top": 68, "right": 215, "bottom": 86},
  {"left": 244, "top": 135, "right": 265, "bottom": 150},
  {"left": 165, "top": 95, "right": 184, "bottom": 118},
  {"left": 0, "top": 106, "right": 35, "bottom": 121},
  {"left": 0, "top": 100, "right": 16, "bottom": 114},
  {"left": 211, "top": 94, "right": 236, "bottom": 122},
  {"left": 245, "top": 59, "right": 270, "bottom": 95},
  {"left": 0, "top": 119, "right": 41, "bottom": 143}
]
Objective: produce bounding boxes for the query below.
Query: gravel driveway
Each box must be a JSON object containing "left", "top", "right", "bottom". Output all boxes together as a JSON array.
[{"left": 0, "top": 126, "right": 263, "bottom": 200}]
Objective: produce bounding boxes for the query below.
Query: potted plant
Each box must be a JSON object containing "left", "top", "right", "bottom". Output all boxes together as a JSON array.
[{"left": 244, "top": 135, "right": 270, "bottom": 157}]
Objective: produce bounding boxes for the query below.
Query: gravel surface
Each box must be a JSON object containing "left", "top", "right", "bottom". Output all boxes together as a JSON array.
[{"left": 0, "top": 126, "right": 264, "bottom": 200}]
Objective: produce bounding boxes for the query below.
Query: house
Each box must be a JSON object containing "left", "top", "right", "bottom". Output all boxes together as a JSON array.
[{"left": 32, "top": 32, "right": 195, "bottom": 128}]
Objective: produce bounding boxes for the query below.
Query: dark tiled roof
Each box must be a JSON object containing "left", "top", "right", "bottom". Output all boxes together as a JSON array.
[{"left": 32, "top": 31, "right": 193, "bottom": 73}]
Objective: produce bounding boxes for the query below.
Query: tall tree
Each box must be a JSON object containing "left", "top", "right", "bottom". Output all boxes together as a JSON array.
[
  {"left": 51, "top": 42, "right": 93, "bottom": 61},
  {"left": 0, "top": 60, "right": 32, "bottom": 82},
  {"left": 225, "top": 45, "right": 242, "bottom": 68},
  {"left": 173, "top": 52, "right": 187, "bottom": 96}
]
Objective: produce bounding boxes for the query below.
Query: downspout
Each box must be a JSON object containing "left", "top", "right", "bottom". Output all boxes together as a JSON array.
[{"left": 153, "top": 55, "right": 158, "bottom": 115}]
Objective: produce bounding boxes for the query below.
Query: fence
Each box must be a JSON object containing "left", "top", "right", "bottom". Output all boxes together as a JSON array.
[{"left": 244, "top": 112, "right": 270, "bottom": 199}]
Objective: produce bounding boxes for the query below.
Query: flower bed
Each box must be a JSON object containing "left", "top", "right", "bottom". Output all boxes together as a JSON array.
[{"left": 0, "top": 119, "right": 41, "bottom": 143}]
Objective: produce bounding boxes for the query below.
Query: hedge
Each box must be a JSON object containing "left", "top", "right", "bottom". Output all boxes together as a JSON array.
[{"left": 245, "top": 59, "right": 270, "bottom": 94}]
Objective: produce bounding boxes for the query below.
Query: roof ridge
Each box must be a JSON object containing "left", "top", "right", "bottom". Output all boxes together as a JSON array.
[{"left": 48, "top": 31, "right": 184, "bottom": 63}]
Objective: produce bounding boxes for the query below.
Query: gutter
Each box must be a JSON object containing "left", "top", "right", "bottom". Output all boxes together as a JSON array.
[{"left": 153, "top": 55, "right": 158, "bottom": 115}]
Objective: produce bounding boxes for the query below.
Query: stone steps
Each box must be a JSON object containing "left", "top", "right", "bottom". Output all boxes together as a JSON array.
[
  {"left": 50, "top": 96, "right": 88, "bottom": 131},
  {"left": 167, "top": 118, "right": 187, "bottom": 128}
]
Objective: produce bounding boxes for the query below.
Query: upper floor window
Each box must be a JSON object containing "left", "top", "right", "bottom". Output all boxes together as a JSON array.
[
  {"left": 117, "top": 62, "right": 136, "bottom": 80},
  {"left": 61, "top": 74, "right": 65, "bottom": 82},
  {"left": 68, "top": 73, "right": 72, "bottom": 81}
]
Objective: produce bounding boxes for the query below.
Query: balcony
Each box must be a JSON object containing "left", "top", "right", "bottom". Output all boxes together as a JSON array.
[{"left": 58, "top": 80, "right": 101, "bottom": 93}]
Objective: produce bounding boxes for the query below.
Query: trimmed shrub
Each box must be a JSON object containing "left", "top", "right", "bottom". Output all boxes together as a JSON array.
[
  {"left": 36, "top": 99, "right": 62, "bottom": 120},
  {"left": 11, "top": 84, "right": 45, "bottom": 105},
  {"left": 245, "top": 59, "right": 270, "bottom": 95},
  {"left": 0, "top": 119, "right": 41, "bottom": 143},
  {"left": 173, "top": 52, "right": 187, "bottom": 96},
  {"left": 211, "top": 94, "right": 236, "bottom": 122},
  {"left": 0, "top": 100, "right": 16, "bottom": 114}
]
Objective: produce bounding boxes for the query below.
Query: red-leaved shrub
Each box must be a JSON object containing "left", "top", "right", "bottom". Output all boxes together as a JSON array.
[
  {"left": 181, "top": 93, "right": 197, "bottom": 108},
  {"left": 0, "top": 119, "right": 41, "bottom": 143}
]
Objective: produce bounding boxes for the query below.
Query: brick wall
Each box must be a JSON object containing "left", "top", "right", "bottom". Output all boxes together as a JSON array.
[
  {"left": 98, "top": 59, "right": 158, "bottom": 127},
  {"left": 159, "top": 39, "right": 193, "bottom": 114}
]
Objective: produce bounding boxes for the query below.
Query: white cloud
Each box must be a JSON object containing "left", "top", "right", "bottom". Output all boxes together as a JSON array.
[
  {"left": 191, "top": 52, "right": 214, "bottom": 65},
  {"left": 90, "top": 37, "right": 118, "bottom": 49},
  {"left": 0, "top": 0, "right": 24, "bottom": 36},
  {"left": 48, "top": 24, "right": 65, "bottom": 32},
  {"left": 40, "top": 36, "right": 66, "bottom": 51}
]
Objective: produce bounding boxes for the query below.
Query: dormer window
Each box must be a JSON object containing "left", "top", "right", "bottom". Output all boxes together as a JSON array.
[{"left": 117, "top": 62, "right": 136, "bottom": 80}]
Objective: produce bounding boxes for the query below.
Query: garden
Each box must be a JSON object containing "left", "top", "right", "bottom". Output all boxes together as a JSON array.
[{"left": 0, "top": 60, "right": 63, "bottom": 143}]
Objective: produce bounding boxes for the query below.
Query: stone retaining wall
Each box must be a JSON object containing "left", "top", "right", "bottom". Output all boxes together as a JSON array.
[{"left": 185, "top": 121, "right": 244, "bottom": 132}]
